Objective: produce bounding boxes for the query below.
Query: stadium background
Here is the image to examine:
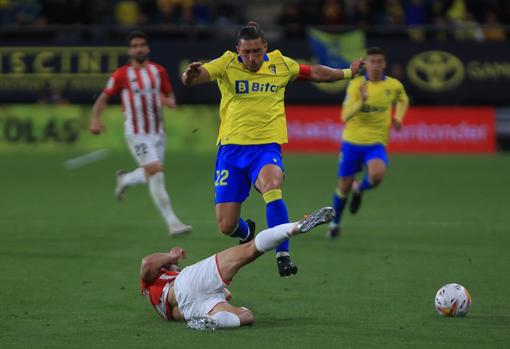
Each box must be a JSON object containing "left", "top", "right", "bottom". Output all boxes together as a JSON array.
[{"left": 1, "top": 1, "right": 509, "bottom": 348}]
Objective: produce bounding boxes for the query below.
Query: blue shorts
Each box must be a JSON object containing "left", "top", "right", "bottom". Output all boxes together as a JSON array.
[
  {"left": 338, "top": 141, "right": 388, "bottom": 177},
  {"left": 214, "top": 143, "right": 285, "bottom": 203}
]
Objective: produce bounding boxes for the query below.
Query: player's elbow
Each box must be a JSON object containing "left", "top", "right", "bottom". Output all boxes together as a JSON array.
[
  {"left": 239, "top": 308, "right": 255, "bottom": 326},
  {"left": 140, "top": 257, "right": 156, "bottom": 281}
]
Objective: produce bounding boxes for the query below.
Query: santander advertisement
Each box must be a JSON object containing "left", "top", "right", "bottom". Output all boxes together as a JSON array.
[{"left": 284, "top": 106, "right": 496, "bottom": 153}]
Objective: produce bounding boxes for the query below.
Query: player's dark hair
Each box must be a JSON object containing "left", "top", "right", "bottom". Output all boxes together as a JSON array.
[
  {"left": 366, "top": 46, "right": 385, "bottom": 56},
  {"left": 236, "top": 21, "right": 265, "bottom": 43},
  {"left": 127, "top": 30, "right": 149, "bottom": 46}
]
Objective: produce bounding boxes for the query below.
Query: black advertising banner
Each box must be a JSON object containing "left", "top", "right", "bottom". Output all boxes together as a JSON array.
[{"left": 0, "top": 36, "right": 509, "bottom": 105}]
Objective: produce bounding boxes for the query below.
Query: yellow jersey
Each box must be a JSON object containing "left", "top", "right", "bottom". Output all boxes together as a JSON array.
[
  {"left": 342, "top": 75, "right": 409, "bottom": 145},
  {"left": 202, "top": 50, "right": 300, "bottom": 145}
]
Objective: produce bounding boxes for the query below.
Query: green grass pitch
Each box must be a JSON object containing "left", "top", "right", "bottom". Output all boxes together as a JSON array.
[{"left": 1, "top": 151, "right": 509, "bottom": 348}]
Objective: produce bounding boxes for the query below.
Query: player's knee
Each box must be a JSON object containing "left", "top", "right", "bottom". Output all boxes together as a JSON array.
[
  {"left": 238, "top": 308, "right": 255, "bottom": 326},
  {"left": 144, "top": 162, "right": 163, "bottom": 177},
  {"left": 339, "top": 178, "right": 353, "bottom": 194},
  {"left": 259, "top": 179, "right": 282, "bottom": 193},
  {"left": 370, "top": 173, "right": 384, "bottom": 186},
  {"left": 217, "top": 219, "right": 237, "bottom": 235}
]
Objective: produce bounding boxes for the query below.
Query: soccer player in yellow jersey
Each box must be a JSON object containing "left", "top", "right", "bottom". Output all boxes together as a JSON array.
[
  {"left": 182, "top": 22, "right": 363, "bottom": 276},
  {"left": 327, "top": 47, "right": 409, "bottom": 238}
]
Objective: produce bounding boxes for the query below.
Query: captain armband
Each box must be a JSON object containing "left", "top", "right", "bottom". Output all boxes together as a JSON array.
[
  {"left": 342, "top": 69, "right": 352, "bottom": 79},
  {"left": 298, "top": 64, "right": 312, "bottom": 80}
]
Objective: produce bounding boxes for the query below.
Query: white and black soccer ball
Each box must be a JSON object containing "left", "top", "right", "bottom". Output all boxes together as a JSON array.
[{"left": 435, "top": 283, "right": 472, "bottom": 317}]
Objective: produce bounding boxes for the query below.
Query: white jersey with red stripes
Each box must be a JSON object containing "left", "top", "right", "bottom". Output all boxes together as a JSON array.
[
  {"left": 104, "top": 61, "right": 172, "bottom": 135},
  {"left": 140, "top": 269, "right": 179, "bottom": 321}
]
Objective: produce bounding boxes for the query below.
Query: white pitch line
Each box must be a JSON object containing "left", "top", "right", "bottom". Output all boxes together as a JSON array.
[{"left": 64, "top": 149, "right": 110, "bottom": 170}]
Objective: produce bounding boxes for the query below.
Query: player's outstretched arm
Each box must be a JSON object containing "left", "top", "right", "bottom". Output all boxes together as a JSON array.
[
  {"left": 181, "top": 62, "right": 211, "bottom": 86},
  {"left": 89, "top": 92, "right": 110, "bottom": 134},
  {"left": 308, "top": 59, "right": 364, "bottom": 83},
  {"left": 140, "top": 247, "right": 186, "bottom": 283}
]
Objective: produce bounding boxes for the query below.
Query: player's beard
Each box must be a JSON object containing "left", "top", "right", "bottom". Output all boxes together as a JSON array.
[{"left": 132, "top": 53, "right": 149, "bottom": 64}]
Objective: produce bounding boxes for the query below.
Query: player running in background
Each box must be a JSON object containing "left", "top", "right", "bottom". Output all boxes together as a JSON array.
[
  {"left": 181, "top": 22, "right": 363, "bottom": 276},
  {"left": 90, "top": 31, "right": 192, "bottom": 236},
  {"left": 327, "top": 47, "right": 409, "bottom": 238},
  {"left": 140, "top": 206, "right": 335, "bottom": 330}
]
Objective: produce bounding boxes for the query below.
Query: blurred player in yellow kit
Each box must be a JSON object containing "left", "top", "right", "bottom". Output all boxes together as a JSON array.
[
  {"left": 327, "top": 47, "right": 409, "bottom": 238},
  {"left": 182, "top": 22, "right": 363, "bottom": 275}
]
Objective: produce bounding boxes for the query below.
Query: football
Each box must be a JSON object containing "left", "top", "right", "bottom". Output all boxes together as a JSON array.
[{"left": 435, "top": 283, "right": 472, "bottom": 317}]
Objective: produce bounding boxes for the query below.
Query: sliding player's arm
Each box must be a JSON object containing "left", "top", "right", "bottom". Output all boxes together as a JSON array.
[
  {"left": 392, "top": 82, "right": 409, "bottom": 130},
  {"left": 140, "top": 247, "right": 186, "bottom": 284},
  {"left": 341, "top": 80, "right": 364, "bottom": 122},
  {"left": 299, "top": 59, "right": 364, "bottom": 83}
]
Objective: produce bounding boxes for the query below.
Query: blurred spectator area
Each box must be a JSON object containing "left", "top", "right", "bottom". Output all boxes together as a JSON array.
[{"left": 0, "top": 0, "right": 508, "bottom": 41}]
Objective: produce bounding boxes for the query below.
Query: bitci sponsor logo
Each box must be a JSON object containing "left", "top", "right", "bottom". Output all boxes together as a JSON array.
[{"left": 235, "top": 80, "right": 278, "bottom": 94}]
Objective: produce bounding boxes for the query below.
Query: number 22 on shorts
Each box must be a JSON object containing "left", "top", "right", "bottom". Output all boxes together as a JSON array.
[
  {"left": 135, "top": 143, "right": 148, "bottom": 157},
  {"left": 215, "top": 169, "right": 229, "bottom": 187}
]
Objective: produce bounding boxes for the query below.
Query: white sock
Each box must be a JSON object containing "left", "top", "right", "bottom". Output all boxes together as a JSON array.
[
  {"left": 254, "top": 223, "right": 295, "bottom": 253},
  {"left": 210, "top": 311, "right": 240, "bottom": 328},
  {"left": 147, "top": 172, "right": 180, "bottom": 226},
  {"left": 121, "top": 168, "right": 146, "bottom": 186}
]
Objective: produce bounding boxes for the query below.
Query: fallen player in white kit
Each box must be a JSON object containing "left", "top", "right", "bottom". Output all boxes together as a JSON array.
[{"left": 140, "top": 206, "right": 335, "bottom": 330}]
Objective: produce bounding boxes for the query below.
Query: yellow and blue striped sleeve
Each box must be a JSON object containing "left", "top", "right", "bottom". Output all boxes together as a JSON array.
[{"left": 202, "top": 51, "right": 235, "bottom": 81}]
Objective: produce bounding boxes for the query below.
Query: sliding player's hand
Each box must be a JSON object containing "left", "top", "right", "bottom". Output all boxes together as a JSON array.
[{"left": 169, "top": 247, "right": 186, "bottom": 261}]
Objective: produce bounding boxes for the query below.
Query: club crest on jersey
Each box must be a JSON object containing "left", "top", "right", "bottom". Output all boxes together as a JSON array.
[
  {"left": 268, "top": 64, "right": 277, "bottom": 74},
  {"left": 235, "top": 80, "right": 278, "bottom": 94}
]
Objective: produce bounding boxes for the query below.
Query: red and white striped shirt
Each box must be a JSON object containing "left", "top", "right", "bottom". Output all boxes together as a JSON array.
[
  {"left": 140, "top": 269, "right": 179, "bottom": 321},
  {"left": 104, "top": 61, "right": 172, "bottom": 135}
]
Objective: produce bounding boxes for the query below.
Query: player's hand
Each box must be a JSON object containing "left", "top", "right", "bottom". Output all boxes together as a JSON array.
[
  {"left": 392, "top": 118, "right": 402, "bottom": 131},
  {"left": 169, "top": 247, "right": 186, "bottom": 261},
  {"left": 350, "top": 59, "right": 365, "bottom": 76},
  {"left": 162, "top": 94, "right": 176, "bottom": 108},
  {"left": 89, "top": 118, "right": 104, "bottom": 134},
  {"left": 183, "top": 62, "right": 203, "bottom": 83},
  {"left": 360, "top": 82, "right": 368, "bottom": 102}
]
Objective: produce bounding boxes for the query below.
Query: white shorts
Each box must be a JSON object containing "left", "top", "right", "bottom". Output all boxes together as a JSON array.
[
  {"left": 125, "top": 133, "right": 166, "bottom": 167},
  {"left": 174, "top": 255, "right": 229, "bottom": 320}
]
